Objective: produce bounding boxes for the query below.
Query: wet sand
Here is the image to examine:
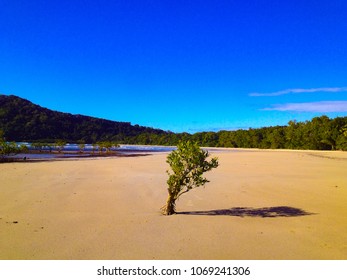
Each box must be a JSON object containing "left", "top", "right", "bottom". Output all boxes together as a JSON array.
[{"left": 1, "top": 149, "right": 346, "bottom": 259}]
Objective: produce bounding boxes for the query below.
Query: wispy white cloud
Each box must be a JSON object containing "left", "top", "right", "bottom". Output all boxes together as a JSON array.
[
  {"left": 250, "top": 87, "right": 347, "bottom": 97},
  {"left": 262, "top": 101, "right": 347, "bottom": 112}
]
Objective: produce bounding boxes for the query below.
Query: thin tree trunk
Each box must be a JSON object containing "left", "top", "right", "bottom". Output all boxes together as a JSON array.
[{"left": 162, "top": 194, "right": 176, "bottom": 215}]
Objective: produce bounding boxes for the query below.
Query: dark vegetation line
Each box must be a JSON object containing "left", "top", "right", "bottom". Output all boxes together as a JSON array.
[{"left": 1, "top": 94, "right": 347, "bottom": 151}]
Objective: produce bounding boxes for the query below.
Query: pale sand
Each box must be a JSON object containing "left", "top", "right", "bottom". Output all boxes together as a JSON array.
[{"left": 1, "top": 150, "right": 346, "bottom": 260}]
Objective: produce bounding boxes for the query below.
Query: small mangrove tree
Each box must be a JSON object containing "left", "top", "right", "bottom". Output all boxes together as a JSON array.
[{"left": 161, "top": 140, "right": 219, "bottom": 215}]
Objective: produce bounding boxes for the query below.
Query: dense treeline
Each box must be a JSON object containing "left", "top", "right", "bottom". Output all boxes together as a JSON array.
[
  {"left": 1, "top": 94, "right": 347, "bottom": 150},
  {"left": 194, "top": 116, "right": 347, "bottom": 150},
  {"left": 126, "top": 116, "right": 347, "bottom": 151}
]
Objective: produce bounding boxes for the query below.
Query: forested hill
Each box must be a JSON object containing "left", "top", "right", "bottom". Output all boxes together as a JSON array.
[
  {"left": 1, "top": 94, "right": 347, "bottom": 150},
  {"left": 0, "top": 94, "right": 169, "bottom": 142}
]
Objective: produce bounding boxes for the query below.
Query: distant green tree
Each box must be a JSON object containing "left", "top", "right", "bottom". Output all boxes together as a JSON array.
[
  {"left": 343, "top": 125, "right": 347, "bottom": 138},
  {"left": 285, "top": 120, "right": 304, "bottom": 149},
  {"left": 336, "top": 124, "right": 347, "bottom": 150},
  {"left": 0, "top": 141, "right": 19, "bottom": 158},
  {"left": 31, "top": 142, "right": 44, "bottom": 152},
  {"left": 20, "top": 144, "right": 29, "bottom": 153},
  {"left": 103, "top": 141, "right": 113, "bottom": 153},
  {"left": 55, "top": 140, "right": 67, "bottom": 153},
  {"left": 202, "top": 132, "right": 219, "bottom": 147},
  {"left": 78, "top": 140, "right": 86, "bottom": 153},
  {"left": 111, "top": 142, "right": 120, "bottom": 151},
  {"left": 96, "top": 141, "right": 119, "bottom": 153},
  {"left": 161, "top": 141, "right": 219, "bottom": 215},
  {"left": 217, "top": 130, "right": 234, "bottom": 147},
  {"left": 266, "top": 127, "right": 285, "bottom": 149},
  {"left": 0, "top": 130, "right": 24, "bottom": 160},
  {"left": 97, "top": 141, "right": 105, "bottom": 153}
]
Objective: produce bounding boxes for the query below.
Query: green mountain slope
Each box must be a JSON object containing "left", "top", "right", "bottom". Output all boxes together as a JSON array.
[{"left": 0, "top": 94, "right": 168, "bottom": 142}]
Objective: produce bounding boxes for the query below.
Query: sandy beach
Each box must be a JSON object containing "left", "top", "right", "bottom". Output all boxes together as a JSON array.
[{"left": 1, "top": 149, "right": 346, "bottom": 260}]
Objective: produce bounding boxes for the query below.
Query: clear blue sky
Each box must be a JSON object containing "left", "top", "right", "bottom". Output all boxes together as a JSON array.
[{"left": 1, "top": 0, "right": 347, "bottom": 133}]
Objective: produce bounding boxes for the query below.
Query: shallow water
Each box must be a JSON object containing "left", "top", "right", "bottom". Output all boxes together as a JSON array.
[
  {"left": 8, "top": 144, "right": 232, "bottom": 160},
  {"left": 8, "top": 144, "right": 176, "bottom": 160}
]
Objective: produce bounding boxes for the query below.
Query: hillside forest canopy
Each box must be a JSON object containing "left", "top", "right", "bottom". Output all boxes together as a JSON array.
[{"left": 1, "top": 94, "right": 347, "bottom": 151}]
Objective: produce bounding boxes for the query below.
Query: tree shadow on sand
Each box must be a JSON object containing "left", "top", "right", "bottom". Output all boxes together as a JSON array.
[{"left": 178, "top": 206, "right": 314, "bottom": 218}]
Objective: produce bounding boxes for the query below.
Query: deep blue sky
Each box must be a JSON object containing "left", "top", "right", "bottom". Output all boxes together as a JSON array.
[{"left": 1, "top": 0, "right": 347, "bottom": 133}]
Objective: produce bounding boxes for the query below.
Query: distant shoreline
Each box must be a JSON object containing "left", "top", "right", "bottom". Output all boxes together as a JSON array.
[
  {"left": 2, "top": 145, "right": 345, "bottom": 163},
  {"left": 3, "top": 144, "right": 242, "bottom": 162},
  {"left": 2, "top": 144, "right": 176, "bottom": 162},
  {"left": 1, "top": 151, "right": 151, "bottom": 163}
]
